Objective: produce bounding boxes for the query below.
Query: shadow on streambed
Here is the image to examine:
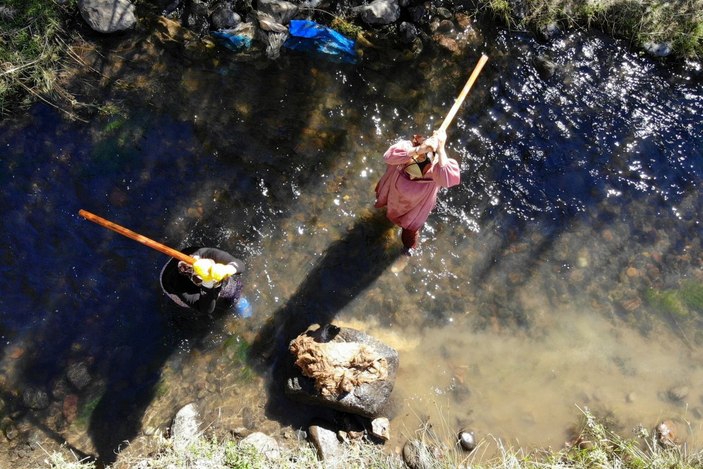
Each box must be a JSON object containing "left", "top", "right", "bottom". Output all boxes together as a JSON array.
[
  {"left": 248, "top": 209, "right": 401, "bottom": 427},
  {"left": 85, "top": 302, "right": 233, "bottom": 466}
]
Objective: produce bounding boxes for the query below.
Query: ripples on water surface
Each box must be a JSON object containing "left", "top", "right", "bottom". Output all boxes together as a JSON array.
[{"left": 0, "top": 27, "right": 702, "bottom": 463}]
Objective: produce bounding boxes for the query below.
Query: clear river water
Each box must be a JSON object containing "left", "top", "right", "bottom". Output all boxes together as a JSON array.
[{"left": 0, "top": 19, "right": 702, "bottom": 466}]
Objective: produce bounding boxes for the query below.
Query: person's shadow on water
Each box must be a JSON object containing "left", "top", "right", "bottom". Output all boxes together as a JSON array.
[
  {"left": 85, "top": 293, "right": 230, "bottom": 466},
  {"left": 248, "top": 209, "right": 401, "bottom": 428}
]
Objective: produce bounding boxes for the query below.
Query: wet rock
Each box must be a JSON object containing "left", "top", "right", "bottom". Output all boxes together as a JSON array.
[
  {"left": 540, "top": 22, "right": 561, "bottom": 40},
  {"left": 370, "top": 417, "right": 390, "bottom": 441},
  {"left": 407, "top": 5, "right": 427, "bottom": 24},
  {"left": 534, "top": 55, "right": 557, "bottom": 80},
  {"left": 171, "top": 403, "right": 200, "bottom": 450},
  {"left": 435, "top": 7, "right": 453, "bottom": 19},
  {"left": 433, "top": 35, "right": 460, "bottom": 54},
  {"left": 449, "top": 379, "right": 471, "bottom": 403},
  {"left": 285, "top": 324, "right": 399, "bottom": 418},
  {"left": 458, "top": 430, "right": 476, "bottom": 452},
  {"left": 455, "top": 12, "right": 472, "bottom": 29},
  {"left": 399, "top": 22, "right": 419, "bottom": 44},
  {"left": 667, "top": 385, "right": 689, "bottom": 403},
  {"left": 67, "top": 362, "right": 91, "bottom": 390},
  {"left": 78, "top": 0, "right": 137, "bottom": 34},
  {"left": 436, "top": 19, "right": 455, "bottom": 34},
  {"left": 210, "top": 4, "right": 241, "bottom": 30},
  {"left": 51, "top": 378, "right": 71, "bottom": 400},
  {"left": 644, "top": 42, "right": 673, "bottom": 58},
  {"left": 308, "top": 422, "right": 341, "bottom": 462},
  {"left": 62, "top": 395, "right": 79, "bottom": 423},
  {"left": 231, "top": 427, "right": 250, "bottom": 438},
  {"left": 240, "top": 432, "right": 281, "bottom": 460},
  {"left": 257, "top": 0, "right": 298, "bottom": 24},
  {"left": 184, "top": 0, "right": 210, "bottom": 36},
  {"left": 22, "top": 388, "right": 49, "bottom": 410},
  {"left": 655, "top": 419, "right": 684, "bottom": 447},
  {"left": 355, "top": 0, "right": 401, "bottom": 26},
  {"left": 3, "top": 421, "right": 18, "bottom": 441},
  {"left": 8, "top": 346, "right": 24, "bottom": 359}
]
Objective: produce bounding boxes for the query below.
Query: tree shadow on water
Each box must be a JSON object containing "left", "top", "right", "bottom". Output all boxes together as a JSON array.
[{"left": 248, "top": 210, "right": 401, "bottom": 428}]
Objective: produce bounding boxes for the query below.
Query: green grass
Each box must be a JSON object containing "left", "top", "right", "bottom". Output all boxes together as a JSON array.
[
  {"left": 46, "top": 408, "right": 703, "bottom": 469},
  {"left": 475, "top": 0, "right": 703, "bottom": 59},
  {"left": 0, "top": 0, "right": 76, "bottom": 116}
]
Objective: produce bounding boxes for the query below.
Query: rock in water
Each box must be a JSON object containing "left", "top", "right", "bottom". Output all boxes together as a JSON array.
[
  {"left": 78, "top": 0, "right": 137, "bottom": 33},
  {"left": 355, "top": 0, "right": 401, "bottom": 26},
  {"left": 286, "top": 324, "right": 399, "bottom": 418},
  {"left": 458, "top": 430, "right": 476, "bottom": 452},
  {"left": 171, "top": 403, "right": 200, "bottom": 450},
  {"left": 371, "top": 417, "right": 390, "bottom": 441},
  {"left": 308, "top": 422, "right": 342, "bottom": 462}
]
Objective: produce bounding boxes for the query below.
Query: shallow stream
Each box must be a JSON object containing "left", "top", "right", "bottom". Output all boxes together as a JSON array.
[{"left": 1, "top": 21, "right": 702, "bottom": 465}]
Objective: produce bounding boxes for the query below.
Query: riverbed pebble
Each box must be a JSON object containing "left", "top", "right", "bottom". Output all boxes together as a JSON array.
[
  {"left": 667, "top": 385, "right": 689, "bottom": 403},
  {"left": 240, "top": 432, "right": 281, "bottom": 460},
  {"left": 370, "top": 417, "right": 390, "bottom": 441},
  {"left": 308, "top": 422, "right": 341, "bottom": 462},
  {"left": 458, "top": 430, "right": 476, "bottom": 452}
]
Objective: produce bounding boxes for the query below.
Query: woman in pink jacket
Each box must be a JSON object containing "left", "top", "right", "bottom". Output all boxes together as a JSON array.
[{"left": 375, "top": 129, "right": 461, "bottom": 253}]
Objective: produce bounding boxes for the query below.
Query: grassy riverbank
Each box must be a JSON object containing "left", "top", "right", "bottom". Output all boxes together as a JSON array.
[
  {"left": 1, "top": 0, "right": 700, "bottom": 116},
  {"left": 47, "top": 410, "right": 703, "bottom": 469},
  {"left": 477, "top": 0, "right": 702, "bottom": 59},
  {"left": 0, "top": 0, "right": 76, "bottom": 116}
]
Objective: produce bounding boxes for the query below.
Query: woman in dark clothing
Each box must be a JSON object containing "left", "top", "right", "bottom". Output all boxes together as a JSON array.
[{"left": 160, "top": 246, "right": 245, "bottom": 316}]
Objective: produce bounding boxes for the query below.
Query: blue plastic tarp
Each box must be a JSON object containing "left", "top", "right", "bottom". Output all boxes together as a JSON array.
[
  {"left": 283, "top": 20, "right": 357, "bottom": 64},
  {"left": 212, "top": 31, "right": 252, "bottom": 51}
]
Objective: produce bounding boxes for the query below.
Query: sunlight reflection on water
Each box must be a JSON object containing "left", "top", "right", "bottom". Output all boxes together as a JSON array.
[{"left": 0, "top": 25, "right": 702, "bottom": 464}]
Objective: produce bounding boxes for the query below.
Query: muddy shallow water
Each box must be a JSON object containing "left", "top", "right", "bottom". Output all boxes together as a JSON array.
[{"left": 1, "top": 20, "right": 702, "bottom": 465}]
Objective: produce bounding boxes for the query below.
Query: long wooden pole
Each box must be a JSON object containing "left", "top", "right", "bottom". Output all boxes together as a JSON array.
[
  {"left": 438, "top": 54, "right": 488, "bottom": 134},
  {"left": 78, "top": 209, "right": 196, "bottom": 265}
]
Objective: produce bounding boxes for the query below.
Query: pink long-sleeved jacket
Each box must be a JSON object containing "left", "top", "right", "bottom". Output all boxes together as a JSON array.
[{"left": 374, "top": 140, "right": 461, "bottom": 231}]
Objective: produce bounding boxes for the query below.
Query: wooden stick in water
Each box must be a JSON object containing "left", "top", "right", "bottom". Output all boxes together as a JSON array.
[
  {"left": 78, "top": 209, "right": 196, "bottom": 265},
  {"left": 438, "top": 54, "right": 489, "bottom": 134}
]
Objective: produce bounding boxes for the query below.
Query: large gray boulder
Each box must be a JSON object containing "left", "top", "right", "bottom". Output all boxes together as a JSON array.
[
  {"left": 78, "top": 0, "right": 137, "bottom": 33},
  {"left": 286, "top": 324, "right": 399, "bottom": 418}
]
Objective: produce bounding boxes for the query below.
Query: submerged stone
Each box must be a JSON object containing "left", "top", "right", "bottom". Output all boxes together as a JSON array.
[
  {"left": 67, "top": 362, "right": 91, "bottom": 390},
  {"left": 171, "top": 403, "right": 200, "bottom": 450},
  {"left": 22, "top": 388, "right": 49, "bottom": 410}
]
